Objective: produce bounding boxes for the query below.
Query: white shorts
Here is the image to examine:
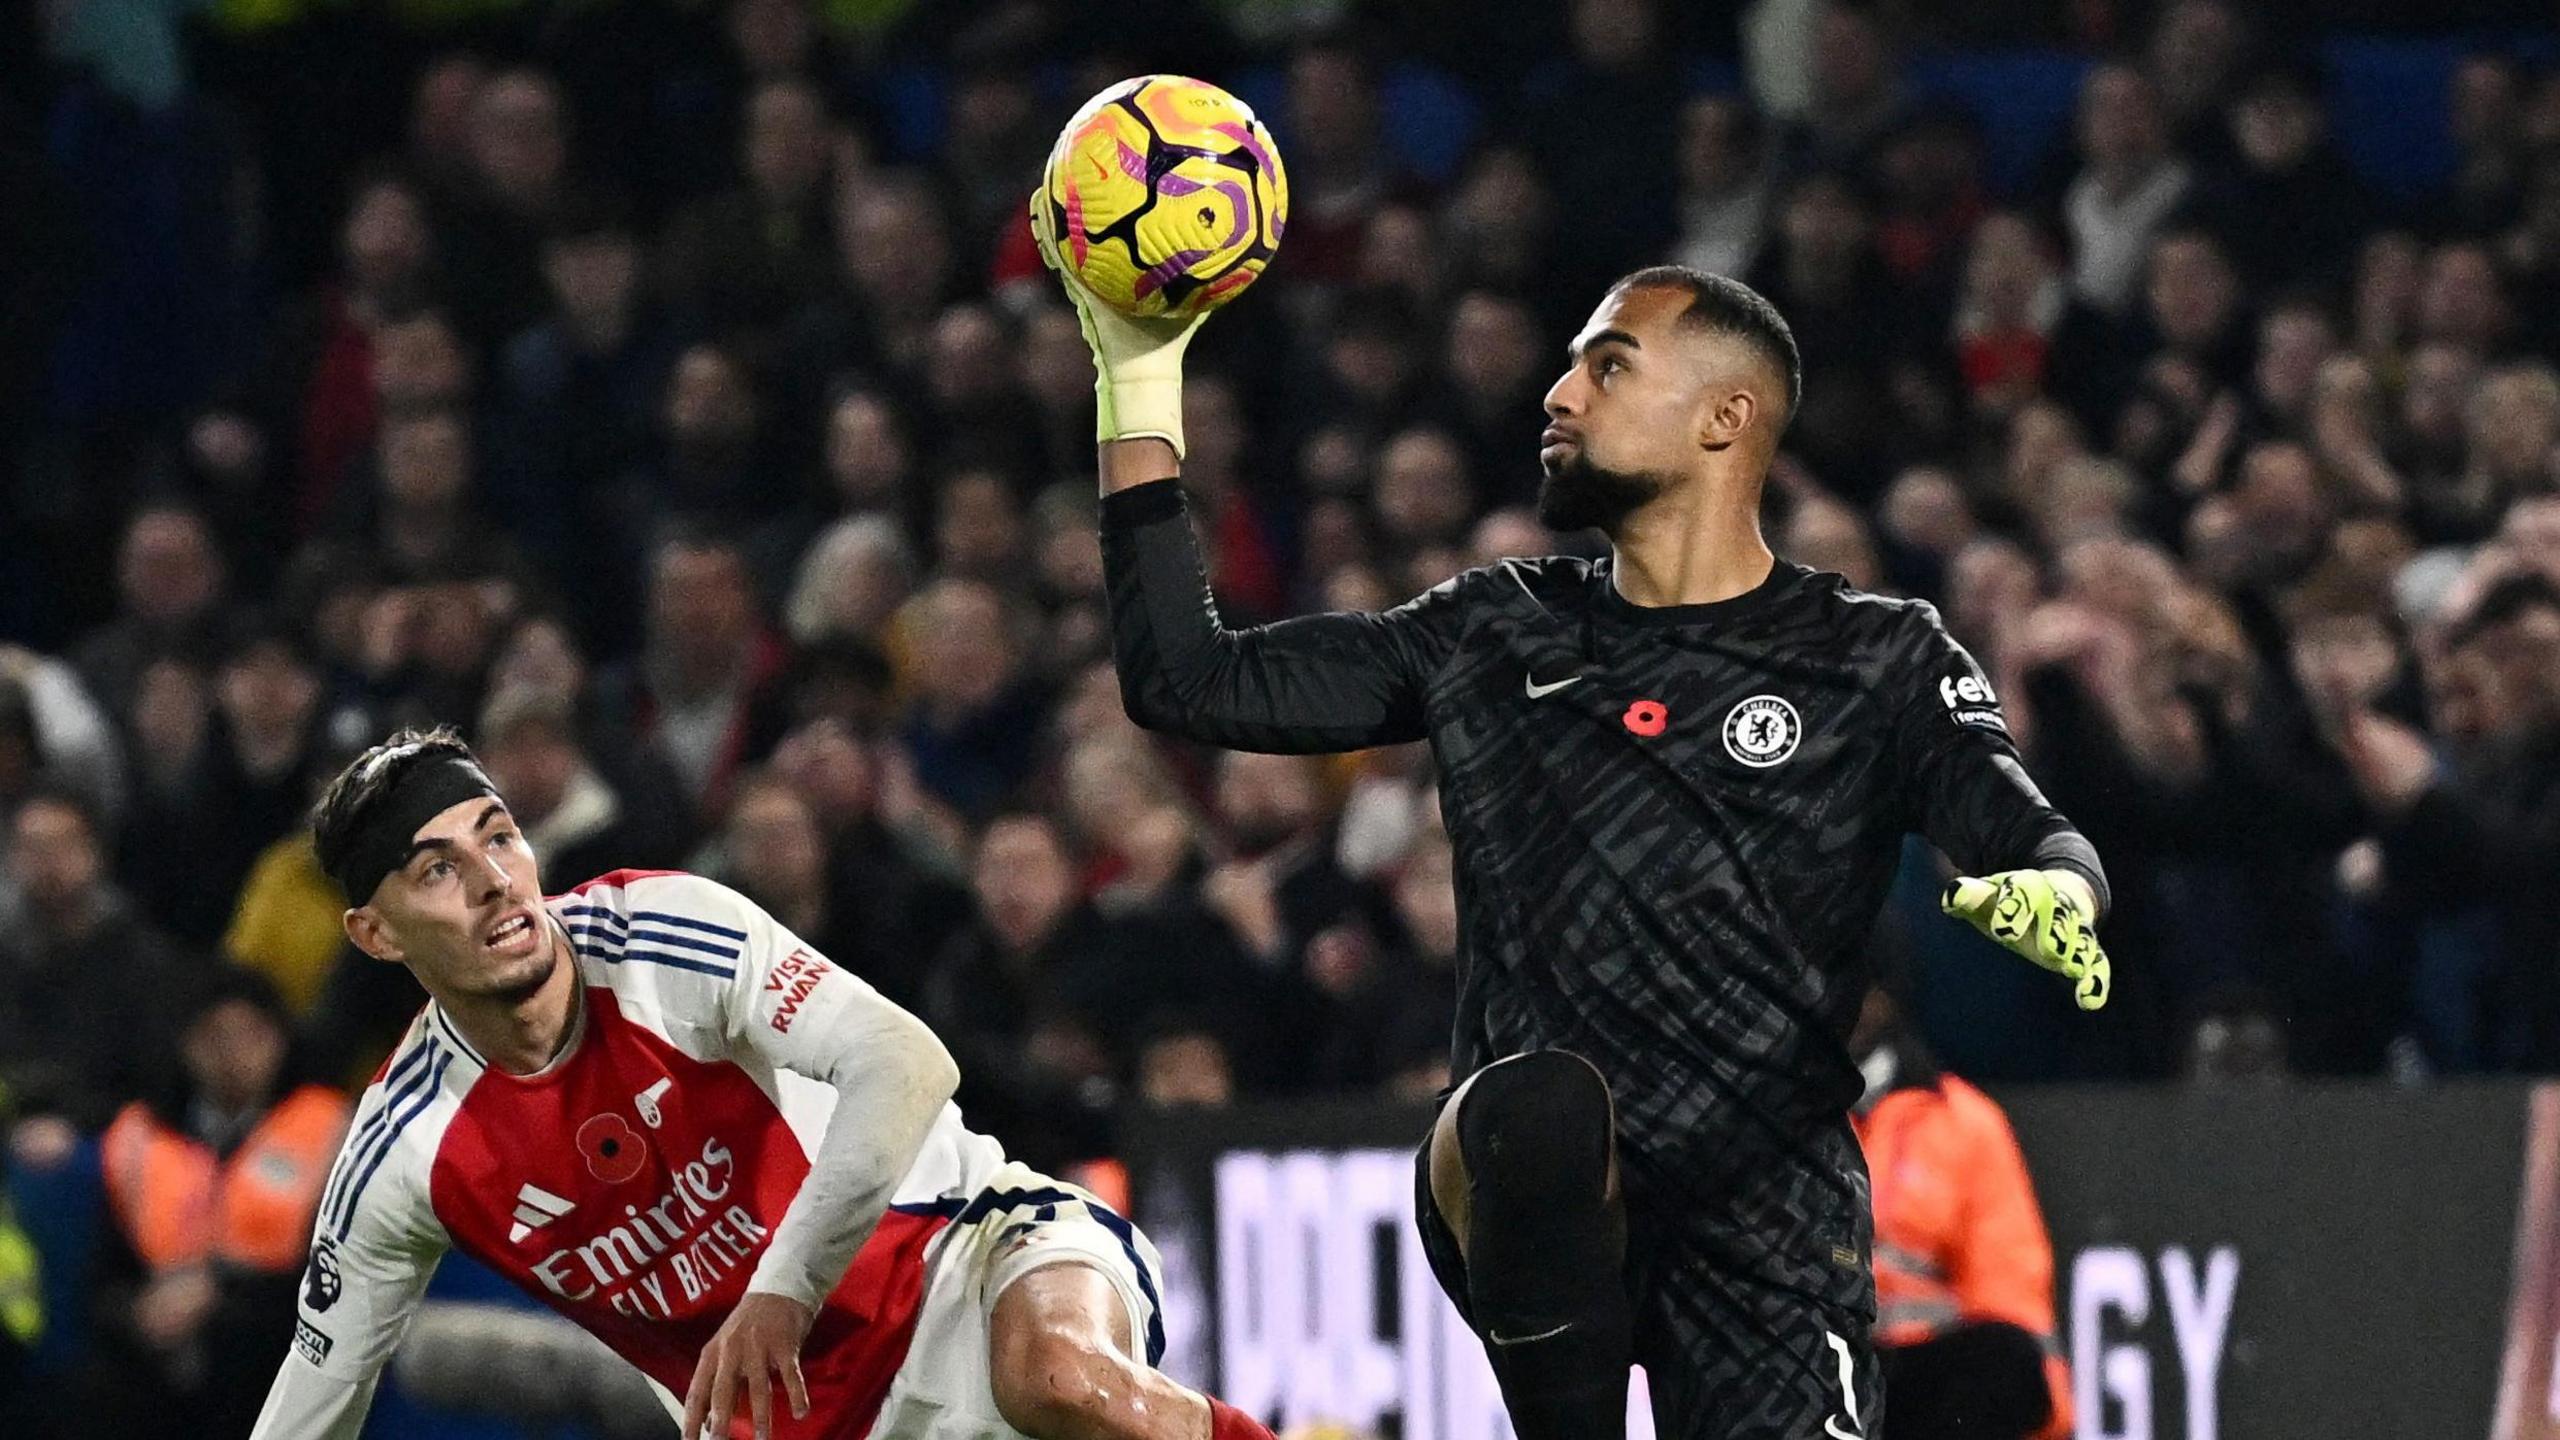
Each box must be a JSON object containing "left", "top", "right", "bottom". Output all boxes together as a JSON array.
[{"left": 862, "top": 1162, "right": 1167, "bottom": 1440}]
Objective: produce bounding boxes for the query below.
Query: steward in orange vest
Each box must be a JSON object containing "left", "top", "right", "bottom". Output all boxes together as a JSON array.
[
  {"left": 85, "top": 968, "right": 348, "bottom": 1440},
  {"left": 1850, "top": 984, "right": 2072, "bottom": 1440}
]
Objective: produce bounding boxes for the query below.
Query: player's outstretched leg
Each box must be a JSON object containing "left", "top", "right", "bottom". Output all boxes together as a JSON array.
[
  {"left": 1428, "top": 1049, "right": 1632, "bottom": 1440},
  {"left": 988, "top": 1262, "right": 1276, "bottom": 1440}
]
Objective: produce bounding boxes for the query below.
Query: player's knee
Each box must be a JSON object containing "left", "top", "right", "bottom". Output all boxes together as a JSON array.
[
  {"left": 1457, "top": 1050, "right": 1615, "bottom": 1213},
  {"left": 989, "top": 1324, "right": 1124, "bottom": 1436}
]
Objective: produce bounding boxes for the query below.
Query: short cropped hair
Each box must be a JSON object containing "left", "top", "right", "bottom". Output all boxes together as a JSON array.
[
  {"left": 1609, "top": 264, "right": 1803, "bottom": 429},
  {"left": 310, "top": 726, "right": 481, "bottom": 893}
]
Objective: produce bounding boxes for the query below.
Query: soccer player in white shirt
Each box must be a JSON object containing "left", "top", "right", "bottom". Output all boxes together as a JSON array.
[{"left": 253, "top": 728, "right": 1273, "bottom": 1440}]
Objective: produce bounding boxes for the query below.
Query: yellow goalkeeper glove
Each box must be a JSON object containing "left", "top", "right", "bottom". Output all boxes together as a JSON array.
[
  {"left": 1941, "top": 869, "right": 2112, "bottom": 1011},
  {"left": 1028, "top": 187, "right": 1204, "bottom": 457}
]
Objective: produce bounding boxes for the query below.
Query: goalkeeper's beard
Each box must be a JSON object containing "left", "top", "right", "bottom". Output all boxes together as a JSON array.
[{"left": 1537, "top": 449, "right": 1670, "bottom": 536}]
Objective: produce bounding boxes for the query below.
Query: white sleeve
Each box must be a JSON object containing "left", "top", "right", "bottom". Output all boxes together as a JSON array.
[
  {"left": 249, "top": 1089, "right": 448, "bottom": 1439},
  {"left": 689, "top": 879, "right": 960, "bottom": 1309}
]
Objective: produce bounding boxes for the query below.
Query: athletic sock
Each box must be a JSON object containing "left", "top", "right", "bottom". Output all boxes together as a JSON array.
[
  {"left": 1206, "top": 1396, "right": 1277, "bottom": 1440},
  {"left": 1480, "top": 1304, "right": 1633, "bottom": 1439}
]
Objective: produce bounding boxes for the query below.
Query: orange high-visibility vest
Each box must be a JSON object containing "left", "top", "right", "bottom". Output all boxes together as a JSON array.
[
  {"left": 1853, "top": 1073, "right": 2074, "bottom": 1440},
  {"left": 101, "top": 1085, "right": 349, "bottom": 1274}
]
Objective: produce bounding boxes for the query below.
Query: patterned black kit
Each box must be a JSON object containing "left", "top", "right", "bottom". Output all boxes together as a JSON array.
[{"left": 1101, "top": 479, "right": 2104, "bottom": 1439}]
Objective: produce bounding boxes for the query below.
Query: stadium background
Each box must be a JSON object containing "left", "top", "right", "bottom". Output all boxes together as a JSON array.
[{"left": 3, "top": 0, "right": 2560, "bottom": 1435}]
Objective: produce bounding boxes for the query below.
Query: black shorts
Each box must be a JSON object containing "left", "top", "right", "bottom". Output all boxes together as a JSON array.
[{"left": 1413, "top": 1132, "right": 1883, "bottom": 1440}]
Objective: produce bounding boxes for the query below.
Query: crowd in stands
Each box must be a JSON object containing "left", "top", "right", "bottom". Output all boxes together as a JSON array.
[{"left": 4, "top": 0, "right": 2560, "bottom": 1426}]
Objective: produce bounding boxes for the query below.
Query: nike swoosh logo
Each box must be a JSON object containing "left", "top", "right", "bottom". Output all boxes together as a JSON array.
[
  {"left": 1823, "top": 1417, "right": 1863, "bottom": 1440},
  {"left": 1524, "top": 674, "right": 1583, "bottom": 699}
]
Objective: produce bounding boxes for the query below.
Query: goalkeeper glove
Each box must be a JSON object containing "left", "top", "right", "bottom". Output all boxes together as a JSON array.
[
  {"left": 1940, "top": 869, "right": 2112, "bottom": 1011},
  {"left": 1028, "top": 188, "right": 1204, "bottom": 457}
]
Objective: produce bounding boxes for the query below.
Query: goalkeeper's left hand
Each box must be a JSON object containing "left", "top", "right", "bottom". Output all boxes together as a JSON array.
[
  {"left": 1940, "top": 869, "right": 2112, "bottom": 1011},
  {"left": 1028, "top": 187, "right": 1205, "bottom": 457}
]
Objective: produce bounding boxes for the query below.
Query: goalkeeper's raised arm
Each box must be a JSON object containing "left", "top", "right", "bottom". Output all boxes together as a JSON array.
[{"left": 1032, "top": 191, "right": 1467, "bottom": 756}]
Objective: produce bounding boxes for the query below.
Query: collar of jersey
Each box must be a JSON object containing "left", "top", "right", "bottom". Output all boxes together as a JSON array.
[
  {"left": 457, "top": 916, "right": 592, "bottom": 1087},
  {"left": 1591, "top": 556, "right": 1803, "bottom": 627}
]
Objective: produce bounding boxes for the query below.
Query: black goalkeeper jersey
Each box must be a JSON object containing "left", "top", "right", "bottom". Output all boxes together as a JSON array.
[{"left": 1101, "top": 478, "right": 2106, "bottom": 1317}]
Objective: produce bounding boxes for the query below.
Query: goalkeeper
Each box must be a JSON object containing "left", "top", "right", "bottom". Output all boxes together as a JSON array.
[{"left": 1041, "top": 189, "right": 2110, "bottom": 1440}]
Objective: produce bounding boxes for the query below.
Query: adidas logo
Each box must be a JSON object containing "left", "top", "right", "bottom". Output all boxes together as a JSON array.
[{"left": 509, "top": 1183, "right": 576, "bottom": 1244}]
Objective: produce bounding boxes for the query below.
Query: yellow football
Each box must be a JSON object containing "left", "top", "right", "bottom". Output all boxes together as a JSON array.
[{"left": 1039, "top": 75, "right": 1289, "bottom": 320}]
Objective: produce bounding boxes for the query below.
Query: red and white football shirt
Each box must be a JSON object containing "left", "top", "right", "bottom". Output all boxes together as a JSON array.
[{"left": 251, "top": 869, "right": 1006, "bottom": 1440}]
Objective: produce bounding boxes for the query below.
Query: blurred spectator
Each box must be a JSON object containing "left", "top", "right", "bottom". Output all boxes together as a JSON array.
[
  {"left": 2415, "top": 241, "right": 2514, "bottom": 358},
  {"left": 220, "top": 761, "right": 352, "bottom": 1022},
  {"left": 2179, "top": 986, "right": 2291, "bottom": 1084},
  {"left": 1872, "top": 106, "right": 1989, "bottom": 293},
  {"left": 1776, "top": 0, "right": 1913, "bottom": 179},
  {"left": 637, "top": 342, "right": 777, "bottom": 524},
  {"left": 121, "top": 617, "right": 323, "bottom": 944},
  {"left": 2065, "top": 224, "right": 2245, "bottom": 447},
  {"left": 812, "top": 170, "right": 957, "bottom": 376},
  {"left": 70, "top": 503, "right": 227, "bottom": 726},
  {"left": 896, "top": 579, "right": 1047, "bottom": 821},
  {"left": 1368, "top": 830, "right": 1462, "bottom": 1098},
  {"left": 1357, "top": 201, "right": 1444, "bottom": 319},
  {"left": 278, "top": 173, "right": 441, "bottom": 531},
  {"left": 1201, "top": 751, "right": 1366, "bottom": 983},
  {"left": 0, "top": 787, "right": 192, "bottom": 1134},
  {"left": 2198, "top": 61, "right": 2372, "bottom": 293},
  {"left": 2436, "top": 53, "right": 2531, "bottom": 239},
  {"left": 767, "top": 716, "right": 969, "bottom": 1007},
  {"left": 2400, "top": 342, "right": 2486, "bottom": 535},
  {"left": 1878, "top": 465, "right": 1979, "bottom": 595},
  {"left": 436, "top": 67, "right": 573, "bottom": 352},
  {"left": 2340, "top": 574, "right": 2560, "bottom": 1068},
  {"left": 1422, "top": 291, "right": 1547, "bottom": 506},
  {"left": 2060, "top": 64, "right": 2192, "bottom": 317},
  {"left": 2250, "top": 297, "right": 2341, "bottom": 440},
  {"left": 0, "top": 644, "right": 126, "bottom": 826},
  {"left": 1373, "top": 427, "right": 1478, "bottom": 558},
  {"left": 1442, "top": 146, "right": 1559, "bottom": 321},
  {"left": 806, "top": 382, "right": 924, "bottom": 544},
  {"left": 1178, "top": 374, "right": 1291, "bottom": 620},
  {"left": 1020, "top": 304, "right": 1103, "bottom": 483},
  {"left": 405, "top": 53, "right": 489, "bottom": 201},
  {"left": 485, "top": 611, "right": 591, "bottom": 712},
  {"left": 1278, "top": 34, "right": 1402, "bottom": 287},
  {"left": 923, "top": 303, "right": 1045, "bottom": 479},
  {"left": 940, "top": 49, "right": 1049, "bottom": 272},
  {"left": 787, "top": 514, "right": 917, "bottom": 648},
  {"left": 81, "top": 969, "right": 345, "bottom": 1440},
  {"left": 1519, "top": 0, "right": 1684, "bottom": 301},
  {"left": 479, "top": 684, "right": 684, "bottom": 889},
  {"left": 1783, "top": 493, "right": 1888, "bottom": 591},
  {"left": 594, "top": 527, "right": 792, "bottom": 824},
  {"left": 1746, "top": 169, "right": 1931, "bottom": 501},
  {"left": 2143, "top": 0, "right": 2251, "bottom": 167},
  {"left": 660, "top": 77, "right": 838, "bottom": 342},
  {"left": 932, "top": 465, "right": 1030, "bottom": 586},
  {"left": 1952, "top": 213, "right": 2067, "bottom": 426},
  {"left": 1136, "top": 1018, "right": 1237, "bottom": 1110},
  {"left": 341, "top": 407, "right": 501, "bottom": 584},
  {"left": 1852, "top": 979, "right": 2072, "bottom": 1440},
  {"left": 717, "top": 768, "right": 871, "bottom": 972},
  {"left": 367, "top": 305, "right": 476, "bottom": 428},
  {"left": 925, "top": 812, "right": 1124, "bottom": 1170},
  {"left": 493, "top": 193, "right": 680, "bottom": 580},
  {"left": 2351, "top": 230, "right": 2424, "bottom": 364},
  {"left": 2462, "top": 365, "right": 2560, "bottom": 522},
  {"left": 1672, "top": 95, "right": 1775, "bottom": 281}
]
